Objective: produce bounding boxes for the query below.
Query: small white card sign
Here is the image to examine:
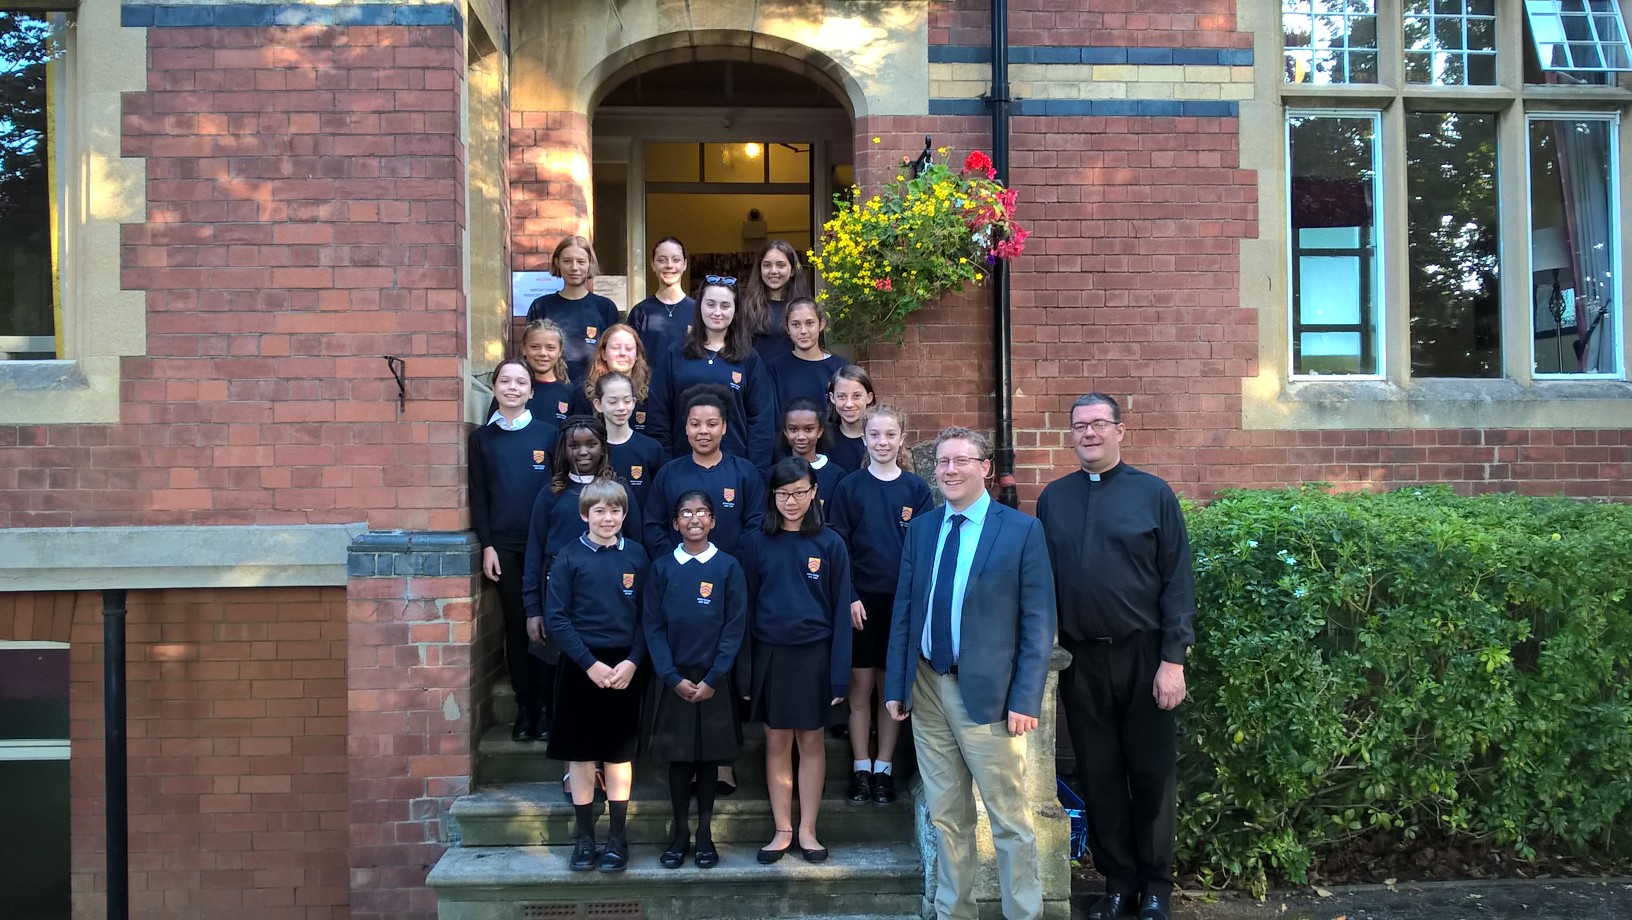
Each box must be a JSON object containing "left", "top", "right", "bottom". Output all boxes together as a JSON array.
[{"left": 512, "top": 272, "right": 564, "bottom": 317}]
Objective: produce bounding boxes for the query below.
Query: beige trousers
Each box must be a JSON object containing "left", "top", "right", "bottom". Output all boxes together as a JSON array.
[{"left": 911, "top": 658, "right": 1043, "bottom": 920}]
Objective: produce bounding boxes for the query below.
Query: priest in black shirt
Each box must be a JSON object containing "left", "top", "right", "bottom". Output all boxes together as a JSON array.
[{"left": 1035, "top": 393, "right": 1195, "bottom": 920}]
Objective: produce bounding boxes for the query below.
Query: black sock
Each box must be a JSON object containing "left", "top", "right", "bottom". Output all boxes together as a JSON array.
[
  {"left": 573, "top": 802, "right": 596, "bottom": 843},
  {"left": 667, "top": 761, "right": 694, "bottom": 848},
  {"left": 694, "top": 760, "right": 719, "bottom": 849},
  {"left": 607, "top": 799, "right": 629, "bottom": 842}
]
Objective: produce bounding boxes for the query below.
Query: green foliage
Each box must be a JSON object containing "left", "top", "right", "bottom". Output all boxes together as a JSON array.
[{"left": 1178, "top": 486, "right": 1632, "bottom": 895}]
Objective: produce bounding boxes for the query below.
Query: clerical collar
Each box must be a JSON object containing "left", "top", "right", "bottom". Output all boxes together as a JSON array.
[
  {"left": 1083, "top": 462, "right": 1126, "bottom": 483},
  {"left": 674, "top": 543, "right": 719, "bottom": 564}
]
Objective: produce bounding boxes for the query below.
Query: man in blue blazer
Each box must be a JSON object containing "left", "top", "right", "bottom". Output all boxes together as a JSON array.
[{"left": 885, "top": 426, "right": 1057, "bottom": 920}]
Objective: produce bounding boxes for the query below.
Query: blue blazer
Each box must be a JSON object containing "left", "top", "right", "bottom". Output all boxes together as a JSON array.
[{"left": 884, "top": 499, "right": 1057, "bottom": 724}]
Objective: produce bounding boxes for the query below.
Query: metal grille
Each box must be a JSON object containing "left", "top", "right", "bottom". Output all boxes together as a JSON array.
[{"left": 520, "top": 902, "right": 643, "bottom": 920}]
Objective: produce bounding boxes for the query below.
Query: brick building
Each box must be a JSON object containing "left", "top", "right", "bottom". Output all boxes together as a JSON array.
[{"left": 1, "top": 0, "right": 1629, "bottom": 917}]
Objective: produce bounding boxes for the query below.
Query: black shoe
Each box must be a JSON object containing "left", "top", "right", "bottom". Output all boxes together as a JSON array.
[
  {"left": 871, "top": 771, "right": 897, "bottom": 804},
  {"left": 798, "top": 843, "right": 829, "bottom": 863},
  {"left": 511, "top": 713, "right": 536, "bottom": 742},
  {"left": 846, "top": 770, "right": 872, "bottom": 802},
  {"left": 693, "top": 846, "right": 719, "bottom": 869},
  {"left": 598, "top": 837, "right": 629, "bottom": 873},
  {"left": 1087, "top": 892, "right": 1134, "bottom": 920},
  {"left": 659, "top": 840, "right": 688, "bottom": 869},
  {"left": 1135, "top": 893, "right": 1170, "bottom": 920},
  {"left": 568, "top": 835, "right": 597, "bottom": 872},
  {"left": 757, "top": 831, "right": 794, "bottom": 864}
]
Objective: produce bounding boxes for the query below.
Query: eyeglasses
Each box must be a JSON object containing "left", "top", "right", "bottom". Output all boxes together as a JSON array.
[
  {"left": 933, "top": 456, "right": 987, "bottom": 471},
  {"left": 1070, "top": 420, "right": 1120, "bottom": 435},
  {"left": 772, "top": 486, "right": 816, "bottom": 502},
  {"left": 676, "top": 508, "right": 713, "bottom": 520},
  {"left": 704, "top": 275, "right": 737, "bottom": 287}
]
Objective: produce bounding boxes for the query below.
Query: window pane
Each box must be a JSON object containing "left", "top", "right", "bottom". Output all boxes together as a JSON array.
[
  {"left": 702, "top": 142, "right": 766, "bottom": 184},
  {"left": 0, "top": 760, "right": 71, "bottom": 920},
  {"left": 0, "top": 12, "right": 64, "bottom": 360},
  {"left": 1406, "top": 0, "right": 1498, "bottom": 85},
  {"left": 1407, "top": 112, "right": 1501, "bottom": 378},
  {"left": 1284, "top": 0, "right": 1379, "bottom": 84},
  {"left": 1289, "top": 114, "right": 1381, "bottom": 376},
  {"left": 0, "top": 646, "right": 68, "bottom": 741},
  {"left": 644, "top": 142, "right": 700, "bottom": 183},
  {"left": 1529, "top": 117, "right": 1619, "bottom": 375},
  {"left": 1523, "top": 0, "right": 1632, "bottom": 81},
  {"left": 768, "top": 142, "right": 811, "bottom": 184}
]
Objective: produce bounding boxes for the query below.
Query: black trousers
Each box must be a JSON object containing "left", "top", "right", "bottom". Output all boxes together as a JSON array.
[
  {"left": 495, "top": 547, "right": 551, "bottom": 720},
  {"left": 1061, "top": 631, "right": 1177, "bottom": 898}
]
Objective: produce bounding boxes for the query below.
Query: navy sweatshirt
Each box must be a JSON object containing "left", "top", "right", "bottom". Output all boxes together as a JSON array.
[
  {"left": 767, "top": 352, "right": 847, "bottom": 418},
  {"left": 642, "top": 545, "right": 747, "bottom": 691},
  {"left": 828, "top": 430, "right": 867, "bottom": 474},
  {"left": 738, "top": 527, "right": 855, "bottom": 698},
  {"left": 467, "top": 416, "right": 560, "bottom": 552},
  {"left": 751, "top": 300, "right": 793, "bottom": 364},
  {"left": 802, "top": 455, "right": 850, "bottom": 515},
  {"left": 543, "top": 535, "right": 650, "bottom": 671},
  {"left": 608, "top": 432, "right": 667, "bottom": 495},
  {"left": 525, "top": 292, "right": 620, "bottom": 384},
  {"left": 646, "top": 345, "right": 776, "bottom": 471},
  {"left": 827, "top": 468, "right": 935, "bottom": 594},
  {"left": 521, "top": 476, "right": 644, "bottom": 619},
  {"left": 627, "top": 294, "right": 696, "bottom": 363},
  {"left": 483, "top": 378, "right": 575, "bottom": 429},
  {"left": 567, "top": 389, "right": 651, "bottom": 435},
  {"left": 643, "top": 454, "right": 766, "bottom": 557}
]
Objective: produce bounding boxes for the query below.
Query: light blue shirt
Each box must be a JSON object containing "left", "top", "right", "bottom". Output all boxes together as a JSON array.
[{"left": 920, "top": 490, "right": 992, "bottom": 663}]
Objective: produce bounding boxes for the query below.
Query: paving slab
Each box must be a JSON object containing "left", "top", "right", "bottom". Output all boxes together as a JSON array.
[{"left": 1071, "top": 879, "right": 1632, "bottom": 920}]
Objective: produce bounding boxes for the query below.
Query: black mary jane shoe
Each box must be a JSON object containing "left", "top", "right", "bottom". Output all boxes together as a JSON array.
[
  {"left": 568, "top": 836, "right": 597, "bottom": 872},
  {"left": 659, "top": 840, "right": 689, "bottom": 869},
  {"left": 693, "top": 845, "right": 719, "bottom": 869},
  {"left": 598, "top": 837, "right": 629, "bottom": 873},
  {"left": 798, "top": 842, "right": 829, "bottom": 863}
]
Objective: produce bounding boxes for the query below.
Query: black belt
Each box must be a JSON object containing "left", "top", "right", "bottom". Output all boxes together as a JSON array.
[{"left": 921, "top": 654, "right": 957, "bottom": 676}]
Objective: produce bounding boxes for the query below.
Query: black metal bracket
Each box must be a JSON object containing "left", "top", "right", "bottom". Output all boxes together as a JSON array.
[{"left": 384, "top": 355, "right": 406, "bottom": 412}]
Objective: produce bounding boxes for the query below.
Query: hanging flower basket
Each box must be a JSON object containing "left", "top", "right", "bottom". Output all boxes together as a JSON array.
[{"left": 809, "top": 145, "right": 1029, "bottom": 353}]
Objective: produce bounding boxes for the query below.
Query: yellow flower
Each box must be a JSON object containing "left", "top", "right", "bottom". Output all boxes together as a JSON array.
[{"left": 871, "top": 137, "right": 881, "bottom": 144}]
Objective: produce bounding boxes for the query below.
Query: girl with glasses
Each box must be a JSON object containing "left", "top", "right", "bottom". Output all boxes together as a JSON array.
[
  {"left": 646, "top": 275, "right": 776, "bottom": 472},
  {"left": 642, "top": 490, "right": 748, "bottom": 870},
  {"left": 737, "top": 457, "right": 854, "bottom": 866}
]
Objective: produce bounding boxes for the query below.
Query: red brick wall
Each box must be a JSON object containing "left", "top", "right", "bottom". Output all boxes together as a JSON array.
[
  {"left": 0, "top": 588, "right": 350, "bottom": 920},
  {"left": 509, "top": 110, "right": 591, "bottom": 270},
  {"left": 930, "top": 0, "right": 1248, "bottom": 49},
  {"left": 0, "top": 23, "right": 470, "bottom": 531}
]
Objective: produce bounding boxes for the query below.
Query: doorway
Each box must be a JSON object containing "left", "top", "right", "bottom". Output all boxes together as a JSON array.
[{"left": 591, "top": 59, "right": 854, "bottom": 309}]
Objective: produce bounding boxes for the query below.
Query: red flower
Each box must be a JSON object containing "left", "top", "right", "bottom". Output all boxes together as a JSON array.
[
  {"left": 991, "top": 226, "right": 1029, "bottom": 261},
  {"left": 963, "top": 150, "right": 997, "bottom": 179},
  {"left": 874, "top": 277, "right": 894, "bottom": 291}
]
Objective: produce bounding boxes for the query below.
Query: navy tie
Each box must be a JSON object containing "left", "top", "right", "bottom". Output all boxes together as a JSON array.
[{"left": 929, "top": 513, "right": 967, "bottom": 674}]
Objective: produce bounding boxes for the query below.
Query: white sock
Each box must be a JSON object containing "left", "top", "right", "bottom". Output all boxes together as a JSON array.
[
  {"left": 853, "top": 759, "right": 872, "bottom": 773},
  {"left": 874, "top": 761, "right": 893, "bottom": 775}
]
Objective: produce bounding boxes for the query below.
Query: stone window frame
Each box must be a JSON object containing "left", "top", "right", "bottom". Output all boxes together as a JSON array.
[
  {"left": 1241, "top": 0, "right": 1632, "bottom": 430},
  {"left": 0, "top": 2, "right": 147, "bottom": 426}
]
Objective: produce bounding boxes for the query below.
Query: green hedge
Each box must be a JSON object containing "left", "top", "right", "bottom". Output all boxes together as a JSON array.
[{"left": 1177, "top": 486, "right": 1632, "bottom": 895}]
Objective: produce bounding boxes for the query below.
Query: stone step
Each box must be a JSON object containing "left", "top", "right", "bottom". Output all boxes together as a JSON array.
[
  {"left": 451, "top": 781, "right": 913, "bottom": 847},
  {"left": 428, "top": 841, "right": 926, "bottom": 920},
  {"left": 475, "top": 725, "right": 913, "bottom": 789}
]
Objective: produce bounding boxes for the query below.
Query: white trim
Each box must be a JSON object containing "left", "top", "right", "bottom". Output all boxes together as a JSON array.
[
  {"left": 0, "top": 741, "right": 70, "bottom": 761},
  {"left": 0, "top": 641, "right": 69, "bottom": 650}
]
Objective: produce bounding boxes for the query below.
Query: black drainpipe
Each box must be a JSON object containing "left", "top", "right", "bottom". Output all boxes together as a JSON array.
[
  {"left": 988, "top": 0, "right": 1018, "bottom": 508},
  {"left": 102, "top": 589, "right": 129, "bottom": 920}
]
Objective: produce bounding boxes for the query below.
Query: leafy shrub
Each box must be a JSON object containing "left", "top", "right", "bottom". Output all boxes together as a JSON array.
[{"left": 1177, "top": 486, "right": 1632, "bottom": 895}]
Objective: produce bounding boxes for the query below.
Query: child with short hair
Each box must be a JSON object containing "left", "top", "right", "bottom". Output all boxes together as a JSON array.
[{"left": 530, "top": 478, "right": 650, "bottom": 873}]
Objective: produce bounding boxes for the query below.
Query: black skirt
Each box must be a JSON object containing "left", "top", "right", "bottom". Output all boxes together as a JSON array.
[
  {"left": 852, "top": 590, "right": 895, "bottom": 670},
  {"left": 546, "top": 646, "right": 642, "bottom": 763},
  {"left": 748, "top": 637, "right": 833, "bottom": 731},
  {"left": 645, "top": 665, "right": 742, "bottom": 763}
]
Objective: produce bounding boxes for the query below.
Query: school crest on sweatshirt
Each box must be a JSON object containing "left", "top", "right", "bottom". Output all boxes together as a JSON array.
[
  {"left": 722, "top": 488, "right": 736, "bottom": 504},
  {"left": 629, "top": 465, "right": 643, "bottom": 480},
  {"left": 557, "top": 401, "right": 569, "bottom": 415},
  {"left": 533, "top": 450, "right": 547, "bottom": 465},
  {"left": 699, "top": 581, "right": 713, "bottom": 598},
  {"left": 586, "top": 326, "right": 599, "bottom": 341},
  {"left": 901, "top": 506, "right": 914, "bottom": 523},
  {"left": 622, "top": 572, "right": 635, "bottom": 593},
  {"left": 730, "top": 371, "right": 743, "bottom": 387},
  {"left": 807, "top": 556, "right": 822, "bottom": 574},
  {"left": 635, "top": 411, "right": 646, "bottom": 424}
]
